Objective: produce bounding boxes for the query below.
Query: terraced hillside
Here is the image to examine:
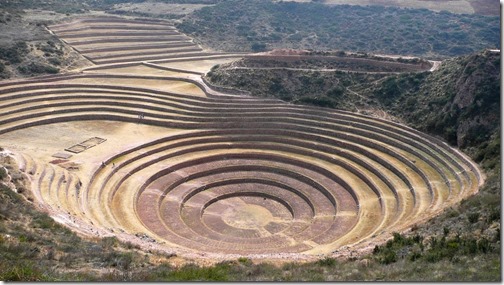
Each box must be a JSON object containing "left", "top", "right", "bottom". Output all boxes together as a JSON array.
[
  {"left": 49, "top": 16, "right": 245, "bottom": 66},
  {"left": 0, "top": 16, "right": 483, "bottom": 259}
]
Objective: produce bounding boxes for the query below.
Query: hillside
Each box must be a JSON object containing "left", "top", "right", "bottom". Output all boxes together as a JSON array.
[
  {"left": 178, "top": 0, "right": 500, "bottom": 58},
  {"left": 358, "top": 50, "right": 500, "bottom": 162},
  {"left": 288, "top": 0, "right": 499, "bottom": 16},
  {"left": 0, "top": 9, "right": 90, "bottom": 79}
]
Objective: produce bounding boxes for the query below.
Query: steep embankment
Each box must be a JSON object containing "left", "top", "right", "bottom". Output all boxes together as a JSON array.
[{"left": 360, "top": 51, "right": 500, "bottom": 148}]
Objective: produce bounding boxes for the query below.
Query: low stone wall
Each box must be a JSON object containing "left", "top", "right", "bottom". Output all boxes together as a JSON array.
[{"left": 201, "top": 76, "right": 251, "bottom": 96}]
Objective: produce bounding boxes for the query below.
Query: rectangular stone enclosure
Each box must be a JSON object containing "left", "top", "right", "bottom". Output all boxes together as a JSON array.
[{"left": 65, "top": 137, "right": 107, "bottom": 153}]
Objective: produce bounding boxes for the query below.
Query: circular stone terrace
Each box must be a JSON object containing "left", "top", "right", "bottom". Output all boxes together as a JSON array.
[{"left": 0, "top": 16, "right": 483, "bottom": 260}]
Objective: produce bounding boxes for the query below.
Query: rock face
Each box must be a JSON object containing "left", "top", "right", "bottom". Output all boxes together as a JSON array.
[
  {"left": 423, "top": 50, "right": 500, "bottom": 149},
  {"left": 450, "top": 52, "right": 500, "bottom": 148},
  {"left": 361, "top": 49, "right": 500, "bottom": 151}
]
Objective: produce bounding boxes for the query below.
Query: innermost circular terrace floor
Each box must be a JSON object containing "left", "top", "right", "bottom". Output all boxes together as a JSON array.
[{"left": 222, "top": 204, "right": 275, "bottom": 229}]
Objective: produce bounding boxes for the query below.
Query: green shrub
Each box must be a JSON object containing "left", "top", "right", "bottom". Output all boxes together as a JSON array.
[
  {"left": 31, "top": 213, "right": 57, "bottom": 229},
  {"left": 101, "top": 251, "right": 134, "bottom": 270},
  {"left": 443, "top": 227, "right": 450, "bottom": 236},
  {"left": 17, "top": 62, "right": 59, "bottom": 75},
  {"left": 18, "top": 234, "right": 36, "bottom": 243},
  {"left": 477, "top": 238, "right": 490, "bottom": 254},
  {"left": 0, "top": 167, "right": 6, "bottom": 180},
  {"left": 487, "top": 207, "right": 500, "bottom": 222},
  {"left": 0, "top": 42, "right": 29, "bottom": 64},
  {"left": 164, "top": 263, "right": 230, "bottom": 281},
  {"left": 237, "top": 257, "right": 252, "bottom": 266},
  {"left": 100, "top": 236, "right": 119, "bottom": 249},
  {"left": 380, "top": 249, "right": 397, "bottom": 264},
  {"left": 409, "top": 251, "right": 422, "bottom": 261},
  {"left": 468, "top": 212, "right": 480, "bottom": 223},
  {"left": 297, "top": 96, "right": 336, "bottom": 108},
  {"left": 326, "top": 86, "right": 345, "bottom": 98},
  {"left": 251, "top": 42, "right": 266, "bottom": 52},
  {"left": 315, "top": 257, "right": 336, "bottom": 266},
  {"left": 0, "top": 262, "right": 48, "bottom": 281}
]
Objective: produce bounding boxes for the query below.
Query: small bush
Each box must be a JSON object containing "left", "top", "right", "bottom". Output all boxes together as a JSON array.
[
  {"left": 380, "top": 249, "right": 397, "bottom": 264},
  {"left": 251, "top": 42, "right": 266, "bottom": 52},
  {"left": 101, "top": 236, "right": 118, "bottom": 249},
  {"left": 31, "top": 213, "right": 57, "bottom": 229},
  {"left": 17, "top": 62, "right": 59, "bottom": 75},
  {"left": 477, "top": 238, "right": 490, "bottom": 254},
  {"left": 47, "top": 57, "right": 61, "bottom": 66},
  {"left": 443, "top": 227, "right": 450, "bottom": 236},
  {"left": 487, "top": 207, "right": 500, "bottom": 222},
  {"left": 101, "top": 251, "right": 134, "bottom": 270},
  {"left": 237, "top": 257, "right": 252, "bottom": 266},
  {"left": 315, "top": 257, "right": 336, "bottom": 267},
  {"left": 18, "top": 233, "right": 36, "bottom": 243},
  {"left": 297, "top": 96, "right": 336, "bottom": 108},
  {"left": 0, "top": 262, "right": 47, "bottom": 281},
  {"left": 468, "top": 212, "right": 480, "bottom": 223},
  {"left": 409, "top": 251, "right": 422, "bottom": 261},
  {"left": 164, "top": 263, "right": 230, "bottom": 281},
  {"left": 0, "top": 167, "right": 6, "bottom": 180}
]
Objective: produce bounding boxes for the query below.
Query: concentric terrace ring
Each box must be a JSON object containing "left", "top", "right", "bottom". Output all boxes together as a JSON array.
[{"left": 0, "top": 62, "right": 482, "bottom": 257}]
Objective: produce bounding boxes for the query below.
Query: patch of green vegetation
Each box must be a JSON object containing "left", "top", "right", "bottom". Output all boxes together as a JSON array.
[
  {"left": 315, "top": 257, "right": 337, "bottom": 267},
  {"left": 0, "top": 261, "right": 54, "bottom": 282},
  {"left": 37, "top": 40, "right": 63, "bottom": 57},
  {"left": 0, "top": 42, "right": 29, "bottom": 65},
  {"left": 371, "top": 51, "right": 500, "bottom": 157},
  {"left": 0, "top": 0, "right": 90, "bottom": 14},
  {"left": 372, "top": 231, "right": 495, "bottom": 266},
  {"left": 17, "top": 62, "right": 59, "bottom": 75},
  {"left": 207, "top": 62, "right": 387, "bottom": 111},
  {"left": 106, "top": 9, "right": 186, "bottom": 19},
  {"left": 0, "top": 167, "right": 6, "bottom": 180},
  {"left": 0, "top": 39, "right": 73, "bottom": 79},
  {"left": 162, "top": 263, "right": 230, "bottom": 281}
]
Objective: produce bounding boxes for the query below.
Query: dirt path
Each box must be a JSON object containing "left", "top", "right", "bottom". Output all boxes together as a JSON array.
[{"left": 224, "top": 66, "right": 406, "bottom": 75}]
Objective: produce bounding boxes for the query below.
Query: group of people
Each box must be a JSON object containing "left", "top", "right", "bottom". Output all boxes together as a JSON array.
[{"left": 101, "top": 161, "right": 115, "bottom": 168}]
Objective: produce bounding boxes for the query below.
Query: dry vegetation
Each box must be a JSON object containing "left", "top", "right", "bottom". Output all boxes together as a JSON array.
[
  {"left": 284, "top": 0, "right": 499, "bottom": 15},
  {"left": 178, "top": 0, "right": 499, "bottom": 58}
]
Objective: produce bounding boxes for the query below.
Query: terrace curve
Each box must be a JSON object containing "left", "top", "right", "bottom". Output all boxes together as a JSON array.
[{"left": 0, "top": 16, "right": 483, "bottom": 259}]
